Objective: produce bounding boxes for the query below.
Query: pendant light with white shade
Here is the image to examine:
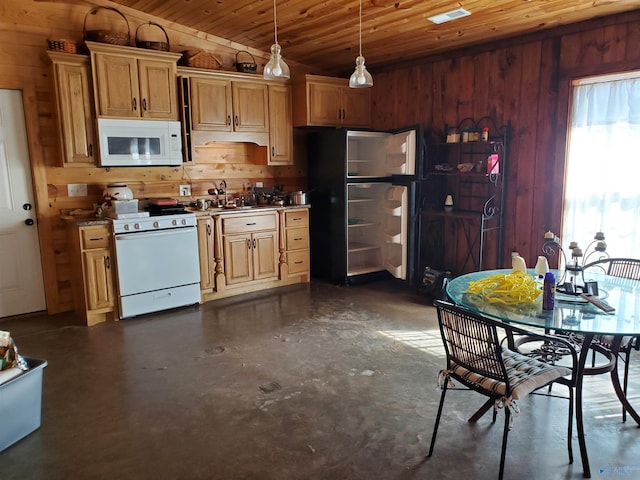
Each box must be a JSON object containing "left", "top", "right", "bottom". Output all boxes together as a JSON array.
[
  {"left": 263, "top": 0, "right": 290, "bottom": 80},
  {"left": 349, "top": 0, "right": 373, "bottom": 88}
]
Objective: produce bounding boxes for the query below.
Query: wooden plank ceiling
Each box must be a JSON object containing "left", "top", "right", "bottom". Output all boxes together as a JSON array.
[{"left": 101, "top": 0, "right": 640, "bottom": 74}]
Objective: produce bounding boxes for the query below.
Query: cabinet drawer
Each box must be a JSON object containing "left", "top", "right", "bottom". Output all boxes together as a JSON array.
[
  {"left": 81, "top": 226, "right": 111, "bottom": 249},
  {"left": 222, "top": 214, "right": 277, "bottom": 234},
  {"left": 287, "top": 250, "right": 309, "bottom": 274},
  {"left": 286, "top": 228, "right": 309, "bottom": 251},
  {"left": 285, "top": 209, "right": 308, "bottom": 227}
]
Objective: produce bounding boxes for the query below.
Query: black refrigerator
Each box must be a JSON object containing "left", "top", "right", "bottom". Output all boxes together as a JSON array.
[{"left": 307, "top": 125, "right": 425, "bottom": 285}]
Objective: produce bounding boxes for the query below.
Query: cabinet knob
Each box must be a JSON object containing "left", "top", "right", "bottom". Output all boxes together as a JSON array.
[
  {"left": 89, "top": 143, "right": 93, "bottom": 157},
  {"left": 234, "top": 115, "right": 239, "bottom": 127},
  {"left": 142, "top": 98, "right": 147, "bottom": 111},
  {"left": 132, "top": 97, "right": 137, "bottom": 111}
]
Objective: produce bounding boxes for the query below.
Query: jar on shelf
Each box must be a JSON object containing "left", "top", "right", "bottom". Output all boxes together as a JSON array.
[
  {"left": 481, "top": 127, "right": 489, "bottom": 142},
  {"left": 461, "top": 128, "right": 469, "bottom": 143},
  {"left": 446, "top": 127, "right": 460, "bottom": 143}
]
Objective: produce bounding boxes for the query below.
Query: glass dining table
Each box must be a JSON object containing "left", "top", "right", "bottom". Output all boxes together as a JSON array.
[{"left": 446, "top": 268, "right": 640, "bottom": 479}]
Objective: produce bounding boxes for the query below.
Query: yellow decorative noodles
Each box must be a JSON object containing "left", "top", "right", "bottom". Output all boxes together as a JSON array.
[{"left": 466, "top": 271, "right": 541, "bottom": 305}]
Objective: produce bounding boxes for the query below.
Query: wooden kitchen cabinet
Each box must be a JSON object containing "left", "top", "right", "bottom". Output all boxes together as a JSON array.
[
  {"left": 179, "top": 68, "right": 292, "bottom": 164},
  {"left": 68, "top": 223, "right": 117, "bottom": 326},
  {"left": 47, "top": 51, "right": 96, "bottom": 166},
  {"left": 221, "top": 213, "right": 278, "bottom": 286},
  {"left": 197, "top": 216, "right": 215, "bottom": 291},
  {"left": 267, "top": 84, "right": 293, "bottom": 165},
  {"left": 88, "top": 41, "right": 181, "bottom": 120},
  {"left": 292, "top": 74, "right": 371, "bottom": 128},
  {"left": 190, "top": 76, "right": 268, "bottom": 132},
  {"left": 281, "top": 208, "right": 310, "bottom": 280}
]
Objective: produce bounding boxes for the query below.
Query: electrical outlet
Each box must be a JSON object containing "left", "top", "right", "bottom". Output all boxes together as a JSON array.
[
  {"left": 179, "top": 185, "right": 191, "bottom": 196},
  {"left": 67, "top": 183, "right": 87, "bottom": 197},
  {"left": 256, "top": 181, "right": 264, "bottom": 188}
]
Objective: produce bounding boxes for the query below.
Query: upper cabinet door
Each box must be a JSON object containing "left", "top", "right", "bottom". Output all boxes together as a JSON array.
[
  {"left": 292, "top": 75, "right": 371, "bottom": 128},
  {"left": 232, "top": 82, "right": 268, "bottom": 132},
  {"left": 308, "top": 82, "right": 342, "bottom": 126},
  {"left": 48, "top": 52, "right": 96, "bottom": 166},
  {"left": 267, "top": 84, "right": 293, "bottom": 165},
  {"left": 93, "top": 53, "right": 139, "bottom": 118},
  {"left": 137, "top": 58, "right": 178, "bottom": 120},
  {"left": 88, "top": 42, "right": 182, "bottom": 120},
  {"left": 341, "top": 87, "right": 371, "bottom": 128},
  {"left": 190, "top": 77, "right": 233, "bottom": 131}
]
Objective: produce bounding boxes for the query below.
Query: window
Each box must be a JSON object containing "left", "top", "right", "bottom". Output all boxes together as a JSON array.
[{"left": 562, "top": 73, "right": 640, "bottom": 259}]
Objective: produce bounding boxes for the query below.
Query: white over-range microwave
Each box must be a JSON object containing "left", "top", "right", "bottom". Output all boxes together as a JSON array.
[{"left": 97, "top": 118, "right": 183, "bottom": 167}]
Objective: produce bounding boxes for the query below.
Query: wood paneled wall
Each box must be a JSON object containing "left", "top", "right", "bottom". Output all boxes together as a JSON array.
[
  {"left": 1, "top": 0, "right": 307, "bottom": 314},
  {"left": 370, "top": 11, "right": 640, "bottom": 272}
]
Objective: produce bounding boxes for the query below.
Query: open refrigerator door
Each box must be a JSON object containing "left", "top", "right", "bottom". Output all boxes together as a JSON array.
[{"left": 382, "top": 185, "right": 408, "bottom": 280}]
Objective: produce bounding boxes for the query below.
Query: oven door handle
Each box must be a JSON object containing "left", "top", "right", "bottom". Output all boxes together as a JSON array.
[{"left": 114, "top": 227, "right": 196, "bottom": 241}]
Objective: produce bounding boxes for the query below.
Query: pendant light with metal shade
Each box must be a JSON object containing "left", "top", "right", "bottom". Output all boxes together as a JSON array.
[
  {"left": 264, "top": 0, "right": 290, "bottom": 80},
  {"left": 349, "top": 0, "right": 373, "bottom": 88}
]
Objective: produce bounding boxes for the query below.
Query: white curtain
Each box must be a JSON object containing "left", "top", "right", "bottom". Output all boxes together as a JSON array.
[{"left": 562, "top": 76, "right": 640, "bottom": 260}]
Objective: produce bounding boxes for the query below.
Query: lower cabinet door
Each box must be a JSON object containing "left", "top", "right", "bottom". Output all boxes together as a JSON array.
[
  {"left": 252, "top": 231, "right": 278, "bottom": 280},
  {"left": 83, "top": 248, "right": 114, "bottom": 310},
  {"left": 223, "top": 233, "right": 253, "bottom": 285}
]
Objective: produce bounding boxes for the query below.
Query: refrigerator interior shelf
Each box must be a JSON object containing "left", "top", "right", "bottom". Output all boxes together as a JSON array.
[
  {"left": 384, "top": 231, "right": 401, "bottom": 243},
  {"left": 348, "top": 220, "right": 378, "bottom": 228},
  {"left": 348, "top": 198, "right": 376, "bottom": 203},
  {"left": 385, "top": 202, "right": 402, "bottom": 215},
  {"left": 348, "top": 242, "right": 379, "bottom": 253},
  {"left": 384, "top": 262, "right": 402, "bottom": 277}
]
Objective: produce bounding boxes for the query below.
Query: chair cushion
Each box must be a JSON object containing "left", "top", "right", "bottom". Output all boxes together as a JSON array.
[{"left": 451, "top": 348, "right": 572, "bottom": 400}]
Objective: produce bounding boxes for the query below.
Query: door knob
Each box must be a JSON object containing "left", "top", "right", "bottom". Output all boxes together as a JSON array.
[
  {"left": 23, "top": 203, "right": 32, "bottom": 210},
  {"left": 25, "top": 218, "right": 34, "bottom": 226}
]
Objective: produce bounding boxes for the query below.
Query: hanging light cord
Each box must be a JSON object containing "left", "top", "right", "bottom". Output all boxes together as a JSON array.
[
  {"left": 358, "top": 0, "right": 363, "bottom": 57},
  {"left": 273, "top": 0, "right": 279, "bottom": 45}
]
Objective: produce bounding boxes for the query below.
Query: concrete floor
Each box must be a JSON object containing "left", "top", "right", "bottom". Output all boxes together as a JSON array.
[{"left": 1, "top": 279, "right": 639, "bottom": 480}]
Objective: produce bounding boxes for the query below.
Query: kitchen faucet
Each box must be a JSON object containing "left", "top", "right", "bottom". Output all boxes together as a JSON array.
[{"left": 219, "top": 180, "right": 228, "bottom": 205}]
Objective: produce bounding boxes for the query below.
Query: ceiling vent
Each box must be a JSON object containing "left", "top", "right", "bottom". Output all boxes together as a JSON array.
[{"left": 428, "top": 8, "right": 471, "bottom": 25}]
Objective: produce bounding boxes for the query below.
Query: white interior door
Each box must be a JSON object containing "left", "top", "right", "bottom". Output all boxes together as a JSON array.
[{"left": 0, "top": 89, "right": 46, "bottom": 317}]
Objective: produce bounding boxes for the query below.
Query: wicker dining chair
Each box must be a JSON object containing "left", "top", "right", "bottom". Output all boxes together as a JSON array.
[
  {"left": 429, "top": 300, "right": 577, "bottom": 480},
  {"left": 582, "top": 258, "right": 640, "bottom": 421}
]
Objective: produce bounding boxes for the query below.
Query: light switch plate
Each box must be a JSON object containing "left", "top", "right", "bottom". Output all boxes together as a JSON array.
[{"left": 68, "top": 184, "right": 87, "bottom": 197}]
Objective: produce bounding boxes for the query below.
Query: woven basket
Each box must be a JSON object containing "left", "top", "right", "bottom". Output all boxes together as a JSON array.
[
  {"left": 83, "top": 6, "right": 130, "bottom": 46},
  {"left": 181, "top": 49, "right": 222, "bottom": 70},
  {"left": 235, "top": 51, "right": 257, "bottom": 73},
  {"left": 47, "top": 39, "right": 77, "bottom": 54},
  {"left": 135, "top": 22, "right": 170, "bottom": 52}
]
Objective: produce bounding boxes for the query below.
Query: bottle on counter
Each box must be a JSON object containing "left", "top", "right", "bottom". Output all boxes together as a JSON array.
[
  {"left": 542, "top": 271, "right": 556, "bottom": 310},
  {"left": 511, "top": 252, "right": 527, "bottom": 273}
]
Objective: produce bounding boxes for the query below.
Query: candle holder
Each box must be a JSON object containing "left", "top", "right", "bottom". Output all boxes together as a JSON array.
[{"left": 541, "top": 230, "right": 609, "bottom": 296}]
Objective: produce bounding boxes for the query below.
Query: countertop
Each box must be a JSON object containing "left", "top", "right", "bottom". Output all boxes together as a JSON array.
[
  {"left": 186, "top": 204, "right": 310, "bottom": 217},
  {"left": 61, "top": 204, "right": 310, "bottom": 226}
]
